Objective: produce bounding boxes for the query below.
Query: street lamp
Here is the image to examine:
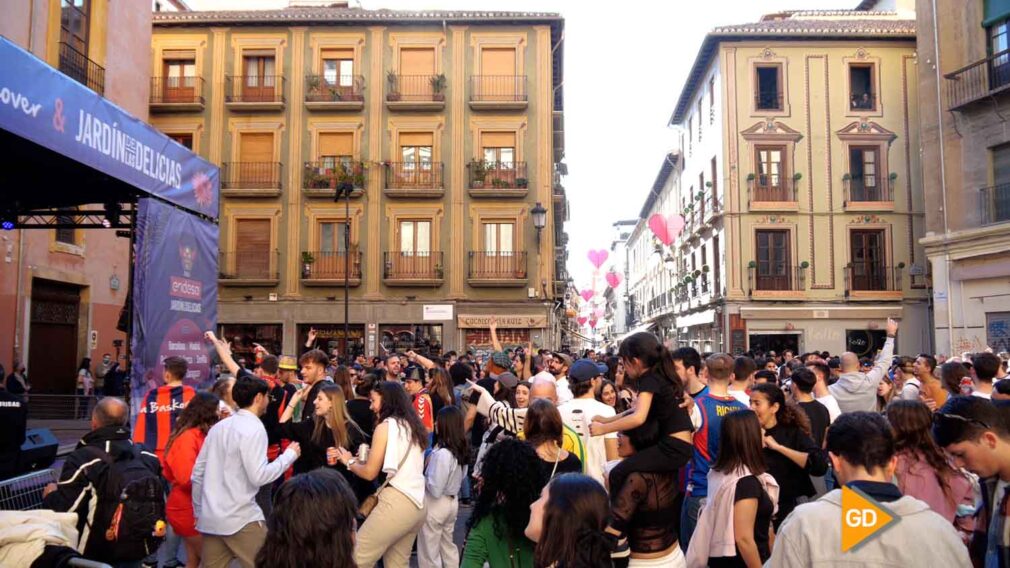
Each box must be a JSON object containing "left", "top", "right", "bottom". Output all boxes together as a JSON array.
[
  {"left": 531, "top": 201, "right": 547, "bottom": 244},
  {"left": 334, "top": 175, "right": 355, "bottom": 364}
]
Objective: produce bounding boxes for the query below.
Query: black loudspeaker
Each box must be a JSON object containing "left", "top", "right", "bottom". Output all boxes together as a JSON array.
[{"left": 17, "top": 428, "right": 58, "bottom": 474}]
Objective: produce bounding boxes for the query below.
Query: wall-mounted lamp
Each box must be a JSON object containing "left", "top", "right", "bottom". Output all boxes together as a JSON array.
[{"left": 531, "top": 202, "right": 547, "bottom": 245}]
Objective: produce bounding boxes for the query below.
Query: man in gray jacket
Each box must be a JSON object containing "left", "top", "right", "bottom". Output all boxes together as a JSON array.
[{"left": 828, "top": 318, "right": 897, "bottom": 414}]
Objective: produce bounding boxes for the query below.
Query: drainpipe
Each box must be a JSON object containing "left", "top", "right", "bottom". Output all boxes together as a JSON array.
[
  {"left": 13, "top": 229, "right": 25, "bottom": 365},
  {"left": 931, "top": 0, "right": 955, "bottom": 355}
]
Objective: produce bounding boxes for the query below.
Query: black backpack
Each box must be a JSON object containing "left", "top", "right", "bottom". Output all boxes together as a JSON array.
[{"left": 82, "top": 445, "right": 166, "bottom": 562}]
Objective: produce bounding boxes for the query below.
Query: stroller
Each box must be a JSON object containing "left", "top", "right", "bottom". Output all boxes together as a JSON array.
[{"left": 0, "top": 469, "right": 112, "bottom": 568}]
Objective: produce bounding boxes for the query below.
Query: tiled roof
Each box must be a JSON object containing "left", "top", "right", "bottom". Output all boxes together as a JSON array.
[
  {"left": 152, "top": 7, "right": 562, "bottom": 25},
  {"left": 669, "top": 14, "right": 914, "bottom": 124}
]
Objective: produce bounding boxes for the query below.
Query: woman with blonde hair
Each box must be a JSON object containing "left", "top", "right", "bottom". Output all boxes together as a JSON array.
[{"left": 279, "top": 383, "right": 372, "bottom": 501}]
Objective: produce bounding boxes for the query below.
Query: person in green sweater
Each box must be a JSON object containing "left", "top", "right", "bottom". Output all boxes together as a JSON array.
[{"left": 462, "top": 438, "right": 547, "bottom": 568}]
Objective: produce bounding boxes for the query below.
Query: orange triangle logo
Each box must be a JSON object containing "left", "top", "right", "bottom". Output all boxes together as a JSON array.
[{"left": 841, "top": 486, "right": 897, "bottom": 552}]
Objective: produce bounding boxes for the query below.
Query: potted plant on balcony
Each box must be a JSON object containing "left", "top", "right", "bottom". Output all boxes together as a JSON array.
[
  {"left": 471, "top": 161, "right": 487, "bottom": 188},
  {"left": 301, "top": 252, "right": 315, "bottom": 278},
  {"left": 306, "top": 75, "right": 321, "bottom": 99},
  {"left": 747, "top": 173, "right": 756, "bottom": 183},
  {"left": 842, "top": 173, "right": 851, "bottom": 182},
  {"left": 516, "top": 177, "right": 528, "bottom": 188},
  {"left": 748, "top": 260, "right": 757, "bottom": 269},
  {"left": 800, "top": 261, "right": 810, "bottom": 269},
  {"left": 386, "top": 71, "right": 401, "bottom": 101},
  {"left": 430, "top": 74, "right": 447, "bottom": 101},
  {"left": 351, "top": 161, "right": 367, "bottom": 189},
  {"left": 435, "top": 264, "right": 445, "bottom": 280},
  {"left": 702, "top": 264, "right": 710, "bottom": 273}
]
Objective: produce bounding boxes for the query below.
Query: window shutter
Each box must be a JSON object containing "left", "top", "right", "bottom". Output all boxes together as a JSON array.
[
  {"left": 239, "top": 133, "right": 274, "bottom": 162},
  {"left": 399, "top": 48, "right": 435, "bottom": 75},
  {"left": 319, "top": 132, "right": 354, "bottom": 157},
  {"left": 399, "top": 132, "right": 434, "bottom": 147},
  {"left": 985, "top": 0, "right": 1010, "bottom": 26},
  {"left": 994, "top": 143, "right": 1010, "bottom": 185},
  {"left": 480, "top": 48, "right": 516, "bottom": 75},
  {"left": 163, "top": 49, "right": 196, "bottom": 60},
  {"left": 481, "top": 131, "right": 516, "bottom": 148}
]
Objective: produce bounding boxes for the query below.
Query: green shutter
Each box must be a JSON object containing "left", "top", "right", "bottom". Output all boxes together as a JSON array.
[{"left": 984, "top": 0, "right": 1010, "bottom": 27}]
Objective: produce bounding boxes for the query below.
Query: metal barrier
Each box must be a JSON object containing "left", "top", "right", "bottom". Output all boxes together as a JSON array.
[
  {"left": 0, "top": 469, "right": 58, "bottom": 511},
  {"left": 25, "top": 394, "right": 98, "bottom": 421}
]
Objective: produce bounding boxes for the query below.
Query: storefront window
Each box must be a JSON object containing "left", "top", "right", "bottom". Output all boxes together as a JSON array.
[
  {"left": 465, "top": 328, "right": 531, "bottom": 356},
  {"left": 298, "top": 324, "right": 365, "bottom": 360},
  {"left": 379, "top": 324, "right": 442, "bottom": 357},
  {"left": 219, "top": 324, "right": 283, "bottom": 369}
]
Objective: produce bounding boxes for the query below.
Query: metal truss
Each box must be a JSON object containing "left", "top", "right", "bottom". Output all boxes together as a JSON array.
[{"left": 7, "top": 207, "right": 134, "bottom": 229}]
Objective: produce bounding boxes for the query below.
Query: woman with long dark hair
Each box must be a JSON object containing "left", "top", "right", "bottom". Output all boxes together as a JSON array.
[
  {"left": 687, "top": 410, "right": 779, "bottom": 568},
  {"left": 347, "top": 372, "right": 379, "bottom": 439},
  {"left": 255, "top": 468, "right": 358, "bottom": 568},
  {"left": 163, "top": 391, "right": 221, "bottom": 568},
  {"left": 589, "top": 332, "right": 694, "bottom": 502},
  {"left": 278, "top": 383, "right": 372, "bottom": 501},
  {"left": 597, "top": 379, "right": 629, "bottom": 414},
  {"left": 335, "top": 381, "right": 427, "bottom": 568},
  {"left": 419, "top": 406, "right": 469, "bottom": 567},
  {"left": 887, "top": 400, "right": 976, "bottom": 541},
  {"left": 426, "top": 366, "right": 456, "bottom": 416},
  {"left": 749, "top": 383, "right": 827, "bottom": 529},
  {"left": 332, "top": 365, "right": 354, "bottom": 401},
  {"left": 461, "top": 438, "right": 546, "bottom": 568},
  {"left": 525, "top": 399, "right": 582, "bottom": 480},
  {"left": 526, "top": 473, "right": 613, "bottom": 568}
]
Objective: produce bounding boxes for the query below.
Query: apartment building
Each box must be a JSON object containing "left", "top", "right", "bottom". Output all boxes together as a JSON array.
[
  {"left": 150, "top": 5, "right": 567, "bottom": 358},
  {"left": 0, "top": 0, "right": 155, "bottom": 392},
  {"left": 917, "top": 0, "right": 1010, "bottom": 355},
  {"left": 661, "top": 2, "right": 929, "bottom": 356}
]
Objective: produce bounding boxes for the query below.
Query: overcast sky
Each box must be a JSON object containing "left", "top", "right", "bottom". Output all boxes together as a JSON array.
[{"left": 188, "top": 0, "right": 856, "bottom": 293}]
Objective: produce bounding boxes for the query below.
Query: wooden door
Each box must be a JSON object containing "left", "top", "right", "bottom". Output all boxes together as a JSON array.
[
  {"left": 235, "top": 219, "right": 271, "bottom": 278},
  {"left": 28, "top": 279, "right": 81, "bottom": 394},
  {"left": 163, "top": 59, "right": 195, "bottom": 102},
  {"left": 239, "top": 133, "right": 274, "bottom": 188},
  {"left": 850, "top": 230, "right": 886, "bottom": 290},
  {"left": 849, "top": 147, "right": 879, "bottom": 201},
  {"left": 242, "top": 55, "right": 276, "bottom": 101},
  {"left": 756, "top": 230, "right": 790, "bottom": 290}
]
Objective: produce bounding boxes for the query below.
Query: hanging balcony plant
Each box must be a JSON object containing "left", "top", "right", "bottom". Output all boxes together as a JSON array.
[
  {"left": 793, "top": 172, "right": 803, "bottom": 181},
  {"left": 800, "top": 261, "right": 810, "bottom": 269},
  {"left": 748, "top": 260, "right": 757, "bottom": 269}
]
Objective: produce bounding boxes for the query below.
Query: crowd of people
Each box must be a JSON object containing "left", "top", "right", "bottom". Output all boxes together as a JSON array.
[{"left": 11, "top": 315, "right": 1010, "bottom": 567}]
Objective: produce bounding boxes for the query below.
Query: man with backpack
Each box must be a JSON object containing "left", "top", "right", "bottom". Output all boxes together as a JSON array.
[{"left": 43, "top": 397, "right": 165, "bottom": 567}]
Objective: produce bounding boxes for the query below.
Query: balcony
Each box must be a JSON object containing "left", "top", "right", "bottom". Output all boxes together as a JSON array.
[
  {"left": 849, "top": 92, "right": 877, "bottom": 112},
  {"left": 383, "top": 252, "right": 444, "bottom": 286},
  {"left": 58, "top": 42, "right": 104, "bottom": 95},
  {"left": 150, "top": 76, "right": 204, "bottom": 112},
  {"left": 219, "top": 250, "right": 280, "bottom": 286},
  {"left": 383, "top": 162, "right": 445, "bottom": 198},
  {"left": 225, "top": 75, "right": 285, "bottom": 111},
  {"left": 302, "top": 161, "right": 367, "bottom": 198},
  {"left": 304, "top": 74, "right": 365, "bottom": 111},
  {"left": 845, "top": 264, "right": 902, "bottom": 299},
  {"left": 300, "top": 249, "right": 362, "bottom": 286},
  {"left": 981, "top": 183, "right": 1010, "bottom": 226},
  {"left": 221, "top": 162, "right": 283, "bottom": 197},
  {"left": 469, "top": 75, "right": 528, "bottom": 110},
  {"left": 946, "top": 49, "right": 1010, "bottom": 111},
  {"left": 703, "top": 195, "right": 724, "bottom": 224},
  {"left": 843, "top": 176, "right": 894, "bottom": 211},
  {"left": 755, "top": 91, "right": 783, "bottom": 112},
  {"left": 385, "top": 74, "right": 446, "bottom": 111},
  {"left": 747, "top": 177, "right": 798, "bottom": 210},
  {"left": 748, "top": 265, "right": 806, "bottom": 299},
  {"left": 467, "top": 251, "right": 527, "bottom": 287},
  {"left": 468, "top": 161, "right": 529, "bottom": 197}
]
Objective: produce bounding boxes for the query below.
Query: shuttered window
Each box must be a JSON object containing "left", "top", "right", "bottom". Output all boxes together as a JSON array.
[
  {"left": 480, "top": 48, "right": 516, "bottom": 75},
  {"left": 318, "top": 132, "right": 353, "bottom": 159},
  {"left": 235, "top": 219, "right": 271, "bottom": 278},
  {"left": 239, "top": 133, "right": 273, "bottom": 162},
  {"left": 399, "top": 48, "right": 435, "bottom": 75}
]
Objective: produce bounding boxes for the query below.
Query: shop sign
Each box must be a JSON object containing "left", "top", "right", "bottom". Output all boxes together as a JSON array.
[
  {"left": 423, "top": 304, "right": 454, "bottom": 321},
  {"left": 458, "top": 314, "right": 548, "bottom": 329}
]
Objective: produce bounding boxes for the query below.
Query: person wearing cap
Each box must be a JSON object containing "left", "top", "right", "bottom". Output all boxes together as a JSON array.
[
  {"left": 559, "top": 359, "right": 619, "bottom": 487},
  {"left": 549, "top": 353, "right": 575, "bottom": 404},
  {"left": 404, "top": 366, "right": 434, "bottom": 434}
]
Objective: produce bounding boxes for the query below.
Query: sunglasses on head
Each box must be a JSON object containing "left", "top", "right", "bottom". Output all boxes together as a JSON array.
[{"left": 933, "top": 412, "right": 989, "bottom": 430}]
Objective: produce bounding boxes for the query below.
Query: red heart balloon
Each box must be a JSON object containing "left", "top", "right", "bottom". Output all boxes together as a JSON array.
[
  {"left": 606, "top": 271, "right": 623, "bottom": 289},
  {"left": 577, "top": 316, "right": 588, "bottom": 326},
  {"left": 589, "top": 319, "right": 598, "bottom": 329},
  {"left": 648, "top": 213, "right": 672, "bottom": 245},
  {"left": 580, "top": 289, "right": 595, "bottom": 302}
]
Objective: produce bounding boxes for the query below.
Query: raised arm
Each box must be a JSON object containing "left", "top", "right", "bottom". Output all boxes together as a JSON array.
[
  {"left": 490, "top": 317, "right": 503, "bottom": 352},
  {"left": 205, "top": 331, "right": 240, "bottom": 376},
  {"left": 406, "top": 350, "right": 436, "bottom": 370}
]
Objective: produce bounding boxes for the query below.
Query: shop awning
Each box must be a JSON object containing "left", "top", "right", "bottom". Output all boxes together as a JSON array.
[
  {"left": 570, "top": 329, "right": 593, "bottom": 342},
  {"left": 616, "top": 322, "right": 657, "bottom": 343},
  {"left": 0, "top": 37, "right": 218, "bottom": 220}
]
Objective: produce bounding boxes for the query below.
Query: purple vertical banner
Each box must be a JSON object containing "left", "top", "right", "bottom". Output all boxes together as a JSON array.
[{"left": 131, "top": 198, "right": 218, "bottom": 422}]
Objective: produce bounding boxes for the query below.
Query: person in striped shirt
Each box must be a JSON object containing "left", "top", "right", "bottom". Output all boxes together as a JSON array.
[{"left": 134, "top": 355, "right": 196, "bottom": 460}]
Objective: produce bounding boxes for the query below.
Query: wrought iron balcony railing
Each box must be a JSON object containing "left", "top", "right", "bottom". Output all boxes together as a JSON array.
[
  {"left": 470, "top": 75, "right": 528, "bottom": 102},
  {"left": 58, "top": 42, "right": 104, "bottom": 95},
  {"left": 946, "top": 48, "right": 1010, "bottom": 110},
  {"left": 304, "top": 74, "right": 365, "bottom": 102},
  {"left": 150, "top": 76, "right": 204, "bottom": 104},
  {"left": 301, "top": 249, "right": 362, "bottom": 280},
  {"left": 222, "top": 162, "right": 283, "bottom": 190},
  {"left": 468, "top": 251, "right": 527, "bottom": 280},
  {"left": 383, "top": 251, "right": 444, "bottom": 280}
]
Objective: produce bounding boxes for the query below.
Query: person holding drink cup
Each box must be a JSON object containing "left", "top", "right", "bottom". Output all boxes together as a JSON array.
[{"left": 277, "top": 382, "right": 373, "bottom": 503}]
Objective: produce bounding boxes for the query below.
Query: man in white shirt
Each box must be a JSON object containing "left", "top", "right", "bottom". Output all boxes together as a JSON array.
[
  {"left": 193, "top": 351, "right": 300, "bottom": 568},
  {"left": 550, "top": 352, "right": 574, "bottom": 403},
  {"left": 806, "top": 361, "right": 842, "bottom": 422},
  {"left": 560, "top": 359, "right": 618, "bottom": 486}
]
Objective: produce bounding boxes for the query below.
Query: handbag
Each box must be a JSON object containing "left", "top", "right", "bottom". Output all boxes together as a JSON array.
[{"left": 358, "top": 433, "right": 410, "bottom": 519}]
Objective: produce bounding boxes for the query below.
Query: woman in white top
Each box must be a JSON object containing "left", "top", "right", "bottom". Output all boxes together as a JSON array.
[
  {"left": 418, "top": 405, "right": 469, "bottom": 568},
  {"left": 336, "top": 380, "right": 427, "bottom": 568}
]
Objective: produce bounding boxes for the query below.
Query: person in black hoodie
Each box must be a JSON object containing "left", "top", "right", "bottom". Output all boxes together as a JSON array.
[
  {"left": 0, "top": 383, "right": 27, "bottom": 481},
  {"left": 42, "top": 397, "right": 162, "bottom": 563}
]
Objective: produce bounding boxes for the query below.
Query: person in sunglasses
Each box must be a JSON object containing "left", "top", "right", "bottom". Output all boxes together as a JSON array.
[{"left": 933, "top": 396, "right": 1010, "bottom": 567}]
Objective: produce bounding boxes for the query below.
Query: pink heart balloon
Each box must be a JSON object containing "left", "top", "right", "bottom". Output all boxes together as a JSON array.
[
  {"left": 648, "top": 213, "right": 672, "bottom": 246},
  {"left": 606, "top": 271, "right": 623, "bottom": 289},
  {"left": 580, "top": 289, "right": 595, "bottom": 302},
  {"left": 587, "top": 249, "right": 609, "bottom": 269},
  {"left": 593, "top": 307, "right": 605, "bottom": 319},
  {"left": 577, "top": 316, "right": 588, "bottom": 326},
  {"left": 589, "top": 319, "right": 598, "bottom": 329},
  {"left": 667, "top": 213, "right": 685, "bottom": 238}
]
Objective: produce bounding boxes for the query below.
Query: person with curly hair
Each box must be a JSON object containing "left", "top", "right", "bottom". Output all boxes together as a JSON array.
[
  {"left": 525, "top": 473, "right": 613, "bottom": 568},
  {"left": 254, "top": 468, "right": 358, "bottom": 568},
  {"left": 749, "top": 383, "right": 827, "bottom": 529},
  {"left": 461, "top": 438, "right": 547, "bottom": 568}
]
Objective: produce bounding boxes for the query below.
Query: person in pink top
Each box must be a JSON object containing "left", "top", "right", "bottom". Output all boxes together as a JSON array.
[
  {"left": 162, "top": 392, "right": 222, "bottom": 568},
  {"left": 887, "top": 400, "right": 977, "bottom": 543}
]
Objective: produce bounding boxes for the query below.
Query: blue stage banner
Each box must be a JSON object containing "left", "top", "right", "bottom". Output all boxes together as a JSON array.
[
  {"left": 131, "top": 198, "right": 218, "bottom": 416},
  {"left": 0, "top": 37, "right": 218, "bottom": 218}
]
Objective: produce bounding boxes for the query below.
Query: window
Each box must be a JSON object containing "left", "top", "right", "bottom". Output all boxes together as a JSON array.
[
  {"left": 234, "top": 219, "right": 272, "bottom": 279},
  {"left": 990, "top": 17, "right": 1010, "bottom": 90},
  {"left": 754, "top": 145, "right": 788, "bottom": 200},
  {"left": 319, "top": 221, "right": 349, "bottom": 253},
  {"left": 321, "top": 49, "right": 354, "bottom": 87},
  {"left": 397, "top": 132, "right": 435, "bottom": 187},
  {"left": 849, "top": 64, "right": 875, "bottom": 110},
  {"left": 60, "top": 0, "right": 90, "bottom": 54},
  {"left": 481, "top": 131, "right": 518, "bottom": 186},
  {"left": 688, "top": 118, "right": 693, "bottom": 155},
  {"left": 713, "top": 235, "right": 721, "bottom": 294},
  {"left": 479, "top": 47, "right": 518, "bottom": 100},
  {"left": 242, "top": 52, "right": 276, "bottom": 101},
  {"left": 319, "top": 132, "right": 354, "bottom": 171},
  {"left": 399, "top": 220, "right": 431, "bottom": 254},
  {"left": 848, "top": 147, "right": 880, "bottom": 201},
  {"left": 237, "top": 132, "right": 275, "bottom": 188},
  {"left": 169, "top": 133, "right": 193, "bottom": 149},
  {"left": 162, "top": 55, "right": 196, "bottom": 102},
  {"left": 483, "top": 222, "right": 514, "bottom": 253},
  {"left": 756, "top": 229, "right": 791, "bottom": 291},
  {"left": 55, "top": 208, "right": 76, "bottom": 246},
  {"left": 710, "top": 157, "right": 718, "bottom": 201},
  {"left": 697, "top": 99, "right": 703, "bottom": 141},
  {"left": 849, "top": 229, "right": 888, "bottom": 291},
  {"left": 399, "top": 48, "right": 436, "bottom": 98},
  {"left": 755, "top": 65, "right": 782, "bottom": 111}
]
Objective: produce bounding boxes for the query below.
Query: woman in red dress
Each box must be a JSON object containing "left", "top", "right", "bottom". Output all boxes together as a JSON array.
[{"left": 162, "top": 391, "right": 221, "bottom": 568}]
